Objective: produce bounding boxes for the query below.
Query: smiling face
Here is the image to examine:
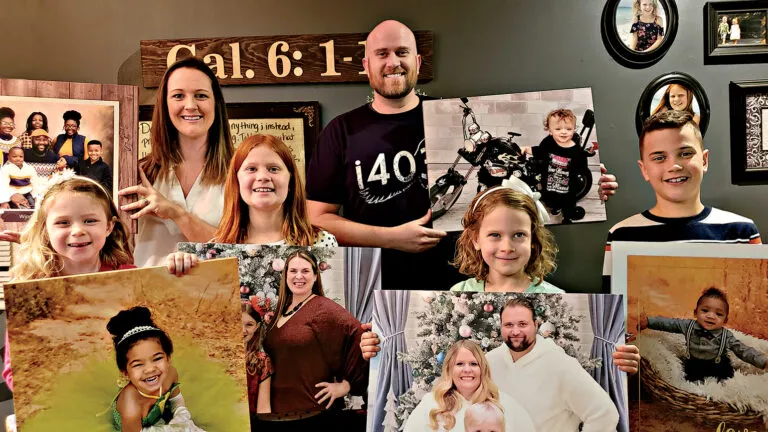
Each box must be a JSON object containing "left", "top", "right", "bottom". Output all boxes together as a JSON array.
[
  {"left": 286, "top": 256, "right": 317, "bottom": 299},
  {"left": 363, "top": 21, "right": 421, "bottom": 100},
  {"left": 639, "top": 125, "right": 708, "bottom": 210},
  {"left": 0, "top": 117, "right": 14, "bottom": 135},
  {"left": 8, "top": 148, "right": 24, "bottom": 169},
  {"left": 166, "top": 67, "right": 215, "bottom": 141},
  {"left": 237, "top": 144, "right": 291, "bottom": 214},
  {"left": 123, "top": 338, "right": 170, "bottom": 395},
  {"left": 33, "top": 136, "right": 49, "bottom": 151},
  {"left": 547, "top": 117, "right": 576, "bottom": 147},
  {"left": 87, "top": 143, "right": 102, "bottom": 163},
  {"left": 695, "top": 297, "right": 728, "bottom": 331},
  {"left": 242, "top": 312, "right": 258, "bottom": 343},
  {"left": 501, "top": 305, "right": 538, "bottom": 354},
  {"left": 64, "top": 120, "right": 79, "bottom": 137},
  {"left": 45, "top": 191, "right": 115, "bottom": 274},
  {"left": 31, "top": 114, "right": 44, "bottom": 130},
  {"left": 639, "top": 0, "right": 655, "bottom": 16},
  {"left": 472, "top": 205, "right": 533, "bottom": 284},
  {"left": 450, "top": 347, "right": 481, "bottom": 399},
  {"left": 668, "top": 85, "right": 689, "bottom": 112}
]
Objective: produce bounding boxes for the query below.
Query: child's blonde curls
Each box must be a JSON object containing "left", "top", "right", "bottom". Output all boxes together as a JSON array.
[{"left": 452, "top": 188, "right": 557, "bottom": 284}]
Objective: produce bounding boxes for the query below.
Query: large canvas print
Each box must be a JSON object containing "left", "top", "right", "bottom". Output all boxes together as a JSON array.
[
  {"left": 177, "top": 244, "right": 380, "bottom": 427},
  {"left": 612, "top": 242, "right": 768, "bottom": 432},
  {"left": 3, "top": 258, "right": 249, "bottom": 431},
  {"left": 367, "top": 291, "right": 627, "bottom": 432},
  {"left": 424, "top": 88, "right": 604, "bottom": 231}
]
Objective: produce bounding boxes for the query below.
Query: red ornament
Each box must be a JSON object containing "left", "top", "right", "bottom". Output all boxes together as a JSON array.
[
  {"left": 319, "top": 261, "right": 329, "bottom": 271},
  {"left": 483, "top": 303, "right": 494, "bottom": 313}
]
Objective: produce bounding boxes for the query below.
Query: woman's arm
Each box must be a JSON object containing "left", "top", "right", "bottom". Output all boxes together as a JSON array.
[{"left": 256, "top": 377, "right": 271, "bottom": 413}]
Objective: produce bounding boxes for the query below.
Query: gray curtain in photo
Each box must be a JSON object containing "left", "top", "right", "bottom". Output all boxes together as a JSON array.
[
  {"left": 344, "top": 247, "right": 381, "bottom": 324},
  {"left": 589, "top": 294, "right": 628, "bottom": 432},
  {"left": 371, "top": 290, "right": 412, "bottom": 432}
]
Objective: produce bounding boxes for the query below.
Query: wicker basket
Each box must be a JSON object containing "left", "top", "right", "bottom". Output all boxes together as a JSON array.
[{"left": 640, "top": 357, "right": 764, "bottom": 423}]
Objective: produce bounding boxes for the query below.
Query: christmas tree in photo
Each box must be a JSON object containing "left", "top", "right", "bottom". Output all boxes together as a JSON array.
[{"left": 392, "top": 292, "right": 600, "bottom": 430}]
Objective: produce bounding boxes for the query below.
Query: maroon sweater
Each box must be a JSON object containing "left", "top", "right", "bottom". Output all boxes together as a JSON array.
[{"left": 262, "top": 296, "right": 368, "bottom": 414}]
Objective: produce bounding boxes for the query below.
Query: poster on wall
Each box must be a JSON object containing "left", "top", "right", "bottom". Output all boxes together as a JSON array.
[
  {"left": 424, "top": 88, "right": 604, "bottom": 231},
  {"left": 367, "top": 291, "right": 627, "bottom": 432},
  {"left": 3, "top": 258, "right": 250, "bottom": 431},
  {"left": 137, "top": 102, "right": 319, "bottom": 183},
  {"left": 611, "top": 242, "right": 768, "bottom": 432}
]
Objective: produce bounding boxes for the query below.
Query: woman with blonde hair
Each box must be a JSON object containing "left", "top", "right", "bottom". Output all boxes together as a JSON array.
[{"left": 404, "top": 339, "right": 536, "bottom": 431}]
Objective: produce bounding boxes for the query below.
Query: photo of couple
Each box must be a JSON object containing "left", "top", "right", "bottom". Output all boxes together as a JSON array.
[{"left": 367, "top": 291, "right": 627, "bottom": 432}]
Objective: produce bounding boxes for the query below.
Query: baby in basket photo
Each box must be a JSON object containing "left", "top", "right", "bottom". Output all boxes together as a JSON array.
[{"left": 638, "top": 287, "right": 768, "bottom": 383}]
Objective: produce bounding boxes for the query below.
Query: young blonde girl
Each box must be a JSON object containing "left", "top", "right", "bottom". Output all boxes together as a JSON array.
[
  {"left": 214, "top": 134, "right": 337, "bottom": 247},
  {"left": 451, "top": 178, "right": 563, "bottom": 293},
  {"left": 630, "top": 0, "right": 664, "bottom": 52},
  {"left": 2, "top": 174, "right": 197, "bottom": 427}
]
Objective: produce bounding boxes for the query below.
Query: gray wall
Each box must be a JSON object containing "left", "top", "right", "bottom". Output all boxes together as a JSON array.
[{"left": 1, "top": 0, "right": 765, "bottom": 293}]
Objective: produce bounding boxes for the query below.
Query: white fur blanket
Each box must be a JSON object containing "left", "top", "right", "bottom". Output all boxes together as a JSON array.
[{"left": 635, "top": 329, "right": 768, "bottom": 420}]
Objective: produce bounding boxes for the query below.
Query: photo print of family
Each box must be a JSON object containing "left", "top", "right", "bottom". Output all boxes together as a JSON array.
[
  {"left": 367, "top": 291, "right": 627, "bottom": 432},
  {"left": 3, "top": 258, "right": 249, "bottom": 431},
  {"left": 424, "top": 88, "right": 604, "bottom": 230},
  {"left": 176, "top": 243, "right": 380, "bottom": 428},
  {"left": 0, "top": 95, "right": 119, "bottom": 212},
  {"left": 611, "top": 242, "right": 768, "bottom": 432}
]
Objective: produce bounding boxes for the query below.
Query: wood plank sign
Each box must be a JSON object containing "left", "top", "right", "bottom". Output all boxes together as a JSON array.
[{"left": 140, "top": 31, "right": 434, "bottom": 87}]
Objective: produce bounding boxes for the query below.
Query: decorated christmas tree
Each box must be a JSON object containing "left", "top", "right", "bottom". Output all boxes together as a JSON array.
[
  {"left": 177, "top": 243, "right": 336, "bottom": 319},
  {"left": 393, "top": 292, "right": 600, "bottom": 429}
]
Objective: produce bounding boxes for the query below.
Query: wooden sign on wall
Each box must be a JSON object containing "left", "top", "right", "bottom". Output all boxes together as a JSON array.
[{"left": 140, "top": 31, "right": 433, "bottom": 87}]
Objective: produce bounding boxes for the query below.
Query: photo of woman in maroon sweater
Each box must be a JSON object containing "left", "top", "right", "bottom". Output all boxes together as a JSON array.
[{"left": 258, "top": 250, "right": 368, "bottom": 429}]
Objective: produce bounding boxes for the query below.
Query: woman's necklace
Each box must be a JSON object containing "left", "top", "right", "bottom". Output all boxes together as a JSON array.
[{"left": 283, "top": 294, "right": 314, "bottom": 317}]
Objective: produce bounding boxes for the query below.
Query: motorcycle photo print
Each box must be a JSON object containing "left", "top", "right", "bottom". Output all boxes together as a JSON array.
[{"left": 423, "top": 88, "right": 606, "bottom": 231}]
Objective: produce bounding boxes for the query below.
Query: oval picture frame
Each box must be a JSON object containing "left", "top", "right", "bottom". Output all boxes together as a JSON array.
[
  {"left": 601, "top": 0, "right": 679, "bottom": 68},
  {"left": 635, "top": 72, "right": 711, "bottom": 136}
]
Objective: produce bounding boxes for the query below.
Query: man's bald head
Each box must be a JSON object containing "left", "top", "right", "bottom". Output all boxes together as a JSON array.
[
  {"left": 363, "top": 19, "right": 421, "bottom": 102},
  {"left": 366, "top": 20, "right": 417, "bottom": 57}
]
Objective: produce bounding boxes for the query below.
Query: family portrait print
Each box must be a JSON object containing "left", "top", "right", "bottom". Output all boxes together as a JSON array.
[
  {"left": 424, "top": 88, "right": 604, "bottom": 231},
  {"left": 0, "top": 95, "right": 120, "bottom": 204},
  {"left": 367, "top": 291, "right": 627, "bottom": 432},
  {"left": 627, "top": 252, "right": 768, "bottom": 432},
  {"left": 3, "top": 258, "right": 249, "bottom": 431}
]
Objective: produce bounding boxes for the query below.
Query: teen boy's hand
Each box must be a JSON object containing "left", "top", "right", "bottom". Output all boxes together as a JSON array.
[
  {"left": 360, "top": 322, "right": 381, "bottom": 360},
  {"left": 598, "top": 163, "right": 618, "bottom": 201}
]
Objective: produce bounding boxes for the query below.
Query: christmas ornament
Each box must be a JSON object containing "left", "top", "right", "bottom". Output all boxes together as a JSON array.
[
  {"left": 459, "top": 324, "right": 472, "bottom": 338},
  {"left": 271, "top": 258, "right": 285, "bottom": 272},
  {"left": 319, "top": 261, "right": 329, "bottom": 271},
  {"left": 483, "top": 303, "right": 494, "bottom": 313},
  {"left": 436, "top": 351, "right": 445, "bottom": 365}
]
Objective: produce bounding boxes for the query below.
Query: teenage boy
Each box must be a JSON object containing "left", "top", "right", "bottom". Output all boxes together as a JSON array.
[
  {"left": 602, "top": 110, "right": 761, "bottom": 290},
  {"left": 76, "top": 140, "right": 112, "bottom": 194}
]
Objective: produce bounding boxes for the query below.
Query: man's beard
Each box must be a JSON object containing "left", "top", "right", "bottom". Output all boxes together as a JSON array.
[
  {"left": 370, "top": 69, "right": 417, "bottom": 100},
  {"left": 504, "top": 336, "right": 533, "bottom": 352}
]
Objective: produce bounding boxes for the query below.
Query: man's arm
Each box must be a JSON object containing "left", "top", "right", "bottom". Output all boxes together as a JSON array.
[{"left": 308, "top": 200, "right": 444, "bottom": 252}]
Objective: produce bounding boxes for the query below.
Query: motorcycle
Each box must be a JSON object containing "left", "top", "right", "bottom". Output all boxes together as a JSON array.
[
  {"left": 429, "top": 98, "right": 597, "bottom": 222},
  {"left": 429, "top": 98, "right": 538, "bottom": 221}
]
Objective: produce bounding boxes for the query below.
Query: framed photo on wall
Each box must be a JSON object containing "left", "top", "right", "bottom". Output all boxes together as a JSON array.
[
  {"left": 635, "top": 72, "right": 711, "bottom": 136},
  {"left": 704, "top": 1, "right": 768, "bottom": 64},
  {"left": 138, "top": 101, "right": 320, "bottom": 183},
  {"left": 729, "top": 80, "right": 768, "bottom": 184},
  {"left": 601, "top": 0, "right": 679, "bottom": 68}
]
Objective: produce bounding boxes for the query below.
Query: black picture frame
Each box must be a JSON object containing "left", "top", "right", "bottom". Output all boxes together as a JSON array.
[
  {"left": 704, "top": 1, "right": 768, "bottom": 65},
  {"left": 635, "top": 72, "right": 711, "bottom": 136},
  {"left": 601, "top": 0, "right": 679, "bottom": 68},
  {"left": 138, "top": 101, "right": 320, "bottom": 180},
  {"left": 729, "top": 80, "right": 768, "bottom": 184}
]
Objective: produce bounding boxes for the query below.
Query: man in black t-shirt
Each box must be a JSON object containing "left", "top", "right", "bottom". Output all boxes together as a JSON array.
[{"left": 307, "top": 20, "right": 461, "bottom": 290}]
